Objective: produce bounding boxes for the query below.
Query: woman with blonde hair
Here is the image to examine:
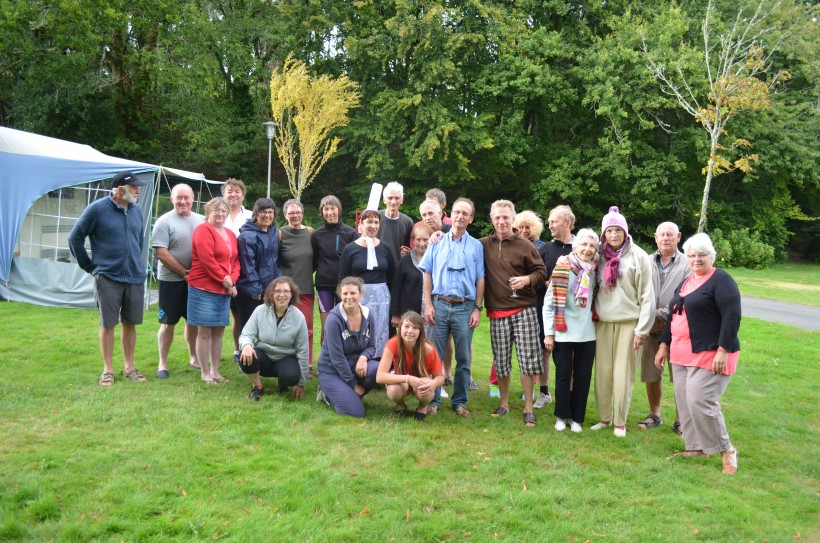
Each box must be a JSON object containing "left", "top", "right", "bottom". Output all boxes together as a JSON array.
[
  {"left": 514, "top": 210, "right": 546, "bottom": 249},
  {"left": 377, "top": 311, "right": 445, "bottom": 421}
]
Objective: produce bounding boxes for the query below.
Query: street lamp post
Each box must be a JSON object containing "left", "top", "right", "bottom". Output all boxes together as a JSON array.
[{"left": 263, "top": 121, "right": 277, "bottom": 198}]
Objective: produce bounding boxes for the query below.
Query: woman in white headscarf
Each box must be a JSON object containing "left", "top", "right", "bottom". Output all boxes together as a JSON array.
[{"left": 338, "top": 209, "right": 395, "bottom": 357}]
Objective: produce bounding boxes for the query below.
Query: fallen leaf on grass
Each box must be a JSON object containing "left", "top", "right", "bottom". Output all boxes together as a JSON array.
[
  {"left": 242, "top": 508, "right": 250, "bottom": 515},
  {"left": 359, "top": 507, "right": 371, "bottom": 517},
  {"left": 143, "top": 464, "right": 151, "bottom": 471},
  {"left": 406, "top": 509, "right": 410, "bottom": 521},
  {"left": 522, "top": 479, "right": 527, "bottom": 492},
  {"left": 314, "top": 508, "right": 322, "bottom": 516},
  {"left": 693, "top": 529, "right": 699, "bottom": 535},
  {"left": 349, "top": 472, "right": 358, "bottom": 477},
  {"left": 291, "top": 420, "right": 297, "bottom": 427},
  {"left": 795, "top": 532, "right": 800, "bottom": 539},
  {"left": 257, "top": 498, "right": 264, "bottom": 504},
  {"left": 472, "top": 465, "right": 479, "bottom": 469},
  {"left": 482, "top": 428, "right": 488, "bottom": 432}
]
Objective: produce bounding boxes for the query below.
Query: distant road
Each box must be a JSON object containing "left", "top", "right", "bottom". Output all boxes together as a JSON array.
[{"left": 743, "top": 296, "right": 820, "bottom": 331}]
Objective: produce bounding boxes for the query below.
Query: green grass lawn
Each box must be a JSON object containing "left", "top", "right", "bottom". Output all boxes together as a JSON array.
[
  {"left": 729, "top": 262, "right": 820, "bottom": 306},
  {"left": 0, "top": 301, "right": 818, "bottom": 542}
]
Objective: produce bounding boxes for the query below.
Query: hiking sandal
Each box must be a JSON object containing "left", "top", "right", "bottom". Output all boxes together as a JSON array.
[
  {"left": 637, "top": 413, "right": 662, "bottom": 429},
  {"left": 99, "top": 371, "right": 115, "bottom": 387},
  {"left": 122, "top": 368, "right": 147, "bottom": 382}
]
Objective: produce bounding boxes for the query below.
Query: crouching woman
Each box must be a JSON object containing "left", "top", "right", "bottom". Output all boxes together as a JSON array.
[
  {"left": 316, "top": 276, "right": 380, "bottom": 417},
  {"left": 377, "top": 311, "right": 445, "bottom": 421},
  {"left": 238, "top": 276, "right": 308, "bottom": 401}
]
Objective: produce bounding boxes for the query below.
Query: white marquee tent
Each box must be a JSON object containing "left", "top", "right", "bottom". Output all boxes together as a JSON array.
[{"left": 0, "top": 126, "right": 220, "bottom": 308}]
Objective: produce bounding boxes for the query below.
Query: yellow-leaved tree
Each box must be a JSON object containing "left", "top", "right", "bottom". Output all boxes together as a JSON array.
[
  {"left": 643, "top": 0, "right": 790, "bottom": 232},
  {"left": 270, "top": 54, "right": 360, "bottom": 199}
]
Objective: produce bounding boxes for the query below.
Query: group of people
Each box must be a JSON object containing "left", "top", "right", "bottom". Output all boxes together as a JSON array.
[{"left": 68, "top": 172, "right": 742, "bottom": 475}]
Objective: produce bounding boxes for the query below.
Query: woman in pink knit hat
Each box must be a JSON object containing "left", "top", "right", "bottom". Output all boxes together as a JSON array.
[{"left": 590, "top": 206, "right": 655, "bottom": 438}]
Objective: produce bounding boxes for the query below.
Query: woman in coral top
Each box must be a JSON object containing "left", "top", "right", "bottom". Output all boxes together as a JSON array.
[
  {"left": 655, "top": 233, "right": 741, "bottom": 475},
  {"left": 187, "top": 197, "right": 240, "bottom": 384},
  {"left": 377, "top": 311, "right": 445, "bottom": 421}
]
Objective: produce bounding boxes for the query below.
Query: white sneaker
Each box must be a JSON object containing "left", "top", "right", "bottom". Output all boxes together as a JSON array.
[
  {"left": 614, "top": 426, "right": 627, "bottom": 438},
  {"left": 554, "top": 419, "right": 567, "bottom": 432},
  {"left": 590, "top": 421, "right": 612, "bottom": 431},
  {"left": 534, "top": 392, "right": 552, "bottom": 409},
  {"left": 316, "top": 387, "right": 330, "bottom": 405},
  {"left": 440, "top": 388, "right": 449, "bottom": 398},
  {"left": 570, "top": 421, "right": 582, "bottom": 433}
]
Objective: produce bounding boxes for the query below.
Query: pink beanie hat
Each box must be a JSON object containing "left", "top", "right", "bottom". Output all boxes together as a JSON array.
[{"left": 601, "top": 206, "right": 629, "bottom": 236}]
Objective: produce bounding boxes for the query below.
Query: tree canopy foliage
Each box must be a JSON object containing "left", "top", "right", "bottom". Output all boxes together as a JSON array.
[{"left": 1, "top": 0, "right": 816, "bottom": 258}]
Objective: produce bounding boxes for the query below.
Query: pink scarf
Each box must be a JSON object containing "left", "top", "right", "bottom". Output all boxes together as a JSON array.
[{"left": 601, "top": 236, "right": 631, "bottom": 291}]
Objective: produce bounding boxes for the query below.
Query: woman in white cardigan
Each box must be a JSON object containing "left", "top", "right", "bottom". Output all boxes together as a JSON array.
[{"left": 238, "top": 276, "right": 309, "bottom": 401}]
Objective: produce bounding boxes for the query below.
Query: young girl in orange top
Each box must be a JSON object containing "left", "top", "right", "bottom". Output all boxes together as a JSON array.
[{"left": 377, "top": 311, "right": 445, "bottom": 421}]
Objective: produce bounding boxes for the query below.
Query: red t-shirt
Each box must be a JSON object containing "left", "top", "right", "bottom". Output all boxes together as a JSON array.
[{"left": 384, "top": 336, "right": 442, "bottom": 377}]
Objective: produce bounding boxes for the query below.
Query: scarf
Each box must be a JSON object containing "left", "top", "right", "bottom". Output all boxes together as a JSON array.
[
  {"left": 551, "top": 253, "right": 597, "bottom": 332},
  {"left": 364, "top": 236, "right": 378, "bottom": 270},
  {"left": 601, "top": 236, "right": 631, "bottom": 291}
]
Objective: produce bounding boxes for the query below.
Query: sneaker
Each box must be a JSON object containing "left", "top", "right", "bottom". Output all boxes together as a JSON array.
[
  {"left": 489, "top": 385, "right": 500, "bottom": 398},
  {"left": 555, "top": 419, "right": 567, "bottom": 432},
  {"left": 249, "top": 386, "right": 264, "bottom": 401},
  {"left": 316, "top": 387, "right": 330, "bottom": 405},
  {"left": 443, "top": 377, "right": 453, "bottom": 386},
  {"left": 534, "top": 392, "right": 552, "bottom": 409},
  {"left": 614, "top": 426, "right": 627, "bottom": 438},
  {"left": 468, "top": 378, "right": 478, "bottom": 391},
  {"left": 590, "top": 421, "right": 612, "bottom": 431},
  {"left": 232, "top": 351, "right": 240, "bottom": 364},
  {"left": 440, "top": 388, "right": 449, "bottom": 398},
  {"left": 570, "top": 421, "right": 582, "bottom": 433}
]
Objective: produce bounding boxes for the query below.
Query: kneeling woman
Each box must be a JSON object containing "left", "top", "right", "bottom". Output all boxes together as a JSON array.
[
  {"left": 377, "top": 311, "right": 444, "bottom": 421},
  {"left": 317, "top": 276, "right": 380, "bottom": 417},
  {"left": 238, "top": 276, "right": 309, "bottom": 401}
]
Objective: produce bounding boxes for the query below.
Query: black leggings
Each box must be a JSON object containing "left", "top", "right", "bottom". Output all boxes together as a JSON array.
[
  {"left": 552, "top": 340, "right": 596, "bottom": 423},
  {"left": 239, "top": 349, "right": 301, "bottom": 392}
]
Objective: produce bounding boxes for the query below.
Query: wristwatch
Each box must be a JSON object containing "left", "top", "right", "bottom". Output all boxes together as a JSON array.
[{"left": 474, "top": 304, "right": 484, "bottom": 311}]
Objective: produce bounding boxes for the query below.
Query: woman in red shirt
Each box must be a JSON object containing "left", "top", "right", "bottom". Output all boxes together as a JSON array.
[
  {"left": 377, "top": 311, "right": 445, "bottom": 421},
  {"left": 187, "top": 197, "right": 240, "bottom": 384}
]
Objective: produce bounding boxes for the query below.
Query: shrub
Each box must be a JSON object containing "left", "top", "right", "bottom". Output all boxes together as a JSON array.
[{"left": 710, "top": 228, "right": 775, "bottom": 269}]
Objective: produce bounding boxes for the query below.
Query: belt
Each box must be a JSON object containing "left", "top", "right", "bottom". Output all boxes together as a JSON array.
[{"left": 434, "top": 295, "right": 467, "bottom": 305}]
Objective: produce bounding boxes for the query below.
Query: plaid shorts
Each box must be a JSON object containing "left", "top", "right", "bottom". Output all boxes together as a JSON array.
[{"left": 490, "top": 306, "right": 543, "bottom": 377}]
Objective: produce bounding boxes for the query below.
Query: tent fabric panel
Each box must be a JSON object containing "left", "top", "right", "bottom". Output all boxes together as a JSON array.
[{"left": 0, "top": 257, "right": 96, "bottom": 308}]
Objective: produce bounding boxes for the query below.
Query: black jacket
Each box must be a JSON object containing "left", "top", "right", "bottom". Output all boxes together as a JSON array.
[
  {"left": 312, "top": 220, "right": 358, "bottom": 290},
  {"left": 660, "top": 268, "right": 741, "bottom": 353}
]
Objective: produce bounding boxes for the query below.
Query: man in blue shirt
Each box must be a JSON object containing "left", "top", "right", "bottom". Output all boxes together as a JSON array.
[
  {"left": 69, "top": 171, "right": 148, "bottom": 387},
  {"left": 420, "top": 198, "right": 485, "bottom": 418}
]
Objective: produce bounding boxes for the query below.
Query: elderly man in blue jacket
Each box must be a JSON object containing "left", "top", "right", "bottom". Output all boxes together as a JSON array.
[{"left": 69, "top": 171, "right": 148, "bottom": 387}]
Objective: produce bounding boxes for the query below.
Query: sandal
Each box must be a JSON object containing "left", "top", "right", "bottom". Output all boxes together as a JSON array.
[
  {"left": 426, "top": 405, "right": 438, "bottom": 416},
  {"left": 122, "top": 368, "right": 147, "bottom": 382},
  {"left": 672, "top": 421, "right": 682, "bottom": 436},
  {"left": 414, "top": 411, "right": 427, "bottom": 422},
  {"left": 212, "top": 376, "right": 230, "bottom": 383},
  {"left": 99, "top": 371, "right": 115, "bottom": 387},
  {"left": 395, "top": 405, "right": 409, "bottom": 418},
  {"left": 491, "top": 406, "right": 508, "bottom": 417},
  {"left": 523, "top": 412, "right": 536, "bottom": 427},
  {"left": 722, "top": 449, "right": 738, "bottom": 475},
  {"left": 638, "top": 413, "right": 662, "bottom": 429},
  {"left": 667, "top": 450, "right": 706, "bottom": 459}
]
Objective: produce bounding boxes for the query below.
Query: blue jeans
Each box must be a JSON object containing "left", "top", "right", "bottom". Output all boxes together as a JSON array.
[{"left": 428, "top": 297, "right": 475, "bottom": 409}]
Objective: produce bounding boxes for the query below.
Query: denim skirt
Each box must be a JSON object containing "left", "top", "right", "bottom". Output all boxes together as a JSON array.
[{"left": 187, "top": 286, "right": 230, "bottom": 327}]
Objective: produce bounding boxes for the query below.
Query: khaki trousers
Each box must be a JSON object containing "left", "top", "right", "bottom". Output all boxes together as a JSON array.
[
  {"left": 671, "top": 363, "right": 733, "bottom": 454},
  {"left": 594, "top": 320, "right": 640, "bottom": 426}
]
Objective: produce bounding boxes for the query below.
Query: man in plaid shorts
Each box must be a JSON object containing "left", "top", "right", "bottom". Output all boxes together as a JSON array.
[{"left": 480, "top": 200, "right": 547, "bottom": 426}]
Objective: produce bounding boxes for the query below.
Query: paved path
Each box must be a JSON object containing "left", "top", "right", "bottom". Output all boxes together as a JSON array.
[{"left": 742, "top": 296, "right": 820, "bottom": 331}]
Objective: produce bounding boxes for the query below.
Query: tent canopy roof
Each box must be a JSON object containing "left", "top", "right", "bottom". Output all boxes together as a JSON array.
[{"left": 0, "top": 126, "right": 216, "bottom": 281}]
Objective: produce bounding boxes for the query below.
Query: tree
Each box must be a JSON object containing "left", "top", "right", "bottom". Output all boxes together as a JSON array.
[
  {"left": 269, "top": 53, "right": 360, "bottom": 199},
  {"left": 643, "top": 0, "right": 790, "bottom": 232}
]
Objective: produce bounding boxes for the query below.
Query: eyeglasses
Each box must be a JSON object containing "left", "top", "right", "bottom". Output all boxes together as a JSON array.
[
  {"left": 258, "top": 210, "right": 275, "bottom": 216},
  {"left": 273, "top": 289, "right": 292, "bottom": 295}
]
